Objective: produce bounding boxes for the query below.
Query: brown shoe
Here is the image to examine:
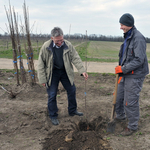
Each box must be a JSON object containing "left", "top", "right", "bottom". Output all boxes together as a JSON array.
[{"left": 121, "top": 127, "right": 136, "bottom": 136}]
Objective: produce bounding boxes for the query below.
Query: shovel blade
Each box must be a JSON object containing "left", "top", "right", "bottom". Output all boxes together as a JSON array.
[{"left": 107, "top": 120, "right": 116, "bottom": 133}]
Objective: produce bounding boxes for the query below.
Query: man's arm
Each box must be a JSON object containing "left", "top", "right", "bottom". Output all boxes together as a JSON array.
[{"left": 37, "top": 46, "right": 47, "bottom": 84}]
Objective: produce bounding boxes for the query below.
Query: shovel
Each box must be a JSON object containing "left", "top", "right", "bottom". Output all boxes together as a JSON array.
[{"left": 107, "top": 74, "right": 119, "bottom": 133}]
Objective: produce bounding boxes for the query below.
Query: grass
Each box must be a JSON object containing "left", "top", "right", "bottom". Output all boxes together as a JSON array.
[
  {"left": 75, "top": 41, "right": 119, "bottom": 62},
  {"left": 102, "top": 73, "right": 115, "bottom": 76},
  {"left": 106, "top": 137, "right": 111, "bottom": 140},
  {"left": 0, "top": 38, "right": 150, "bottom": 63},
  {"left": 87, "top": 41, "right": 121, "bottom": 59},
  {"left": 87, "top": 72, "right": 99, "bottom": 76},
  {"left": 75, "top": 41, "right": 89, "bottom": 60},
  {"left": 0, "top": 69, "right": 14, "bottom": 73},
  {"left": 87, "top": 41, "right": 150, "bottom": 62},
  {"left": 0, "top": 38, "right": 44, "bottom": 59}
]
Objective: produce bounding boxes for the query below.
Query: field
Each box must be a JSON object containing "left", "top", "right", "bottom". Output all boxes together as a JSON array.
[
  {"left": 0, "top": 38, "right": 150, "bottom": 150},
  {"left": 86, "top": 41, "right": 150, "bottom": 62},
  {"left": 0, "top": 37, "right": 86, "bottom": 60},
  {"left": 1, "top": 37, "right": 150, "bottom": 62}
]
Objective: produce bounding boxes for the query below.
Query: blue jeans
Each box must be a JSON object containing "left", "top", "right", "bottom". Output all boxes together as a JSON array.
[{"left": 47, "top": 69, "right": 77, "bottom": 119}]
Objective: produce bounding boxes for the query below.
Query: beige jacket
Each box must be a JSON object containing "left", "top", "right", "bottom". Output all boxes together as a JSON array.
[{"left": 37, "top": 39, "right": 86, "bottom": 86}]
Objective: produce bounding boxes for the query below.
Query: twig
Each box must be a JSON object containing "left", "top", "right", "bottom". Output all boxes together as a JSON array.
[
  {"left": 85, "top": 30, "right": 88, "bottom": 123},
  {"left": 0, "top": 85, "right": 18, "bottom": 99},
  {"left": 0, "top": 85, "right": 11, "bottom": 94}
]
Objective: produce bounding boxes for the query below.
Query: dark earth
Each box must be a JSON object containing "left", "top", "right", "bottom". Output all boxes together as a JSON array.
[{"left": 0, "top": 70, "right": 150, "bottom": 150}]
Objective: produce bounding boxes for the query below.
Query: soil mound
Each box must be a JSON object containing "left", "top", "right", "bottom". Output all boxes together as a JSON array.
[{"left": 42, "top": 117, "right": 112, "bottom": 150}]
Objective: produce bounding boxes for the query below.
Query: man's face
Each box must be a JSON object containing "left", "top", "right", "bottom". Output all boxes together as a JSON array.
[
  {"left": 120, "top": 23, "right": 132, "bottom": 33},
  {"left": 51, "top": 35, "right": 64, "bottom": 47}
]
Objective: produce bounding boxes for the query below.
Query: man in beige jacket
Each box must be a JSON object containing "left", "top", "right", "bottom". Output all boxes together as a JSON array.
[{"left": 38, "top": 27, "right": 88, "bottom": 125}]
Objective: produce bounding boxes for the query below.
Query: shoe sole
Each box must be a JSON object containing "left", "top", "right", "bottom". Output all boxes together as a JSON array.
[
  {"left": 69, "top": 114, "right": 83, "bottom": 116},
  {"left": 121, "top": 131, "right": 134, "bottom": 136}
]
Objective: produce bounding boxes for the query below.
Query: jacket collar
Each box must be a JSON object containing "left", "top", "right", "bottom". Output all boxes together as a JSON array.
[
  {"left": 125, "top": 26, "right": 136, "bottom": 40},
  {"left": 53, "top": 41, "right": 64, "bottom": 48},
  {"left": 46, "top": 40, "right": 68, "bottom": 52},
  {"left": 120, "top": 26, "right": 136, "bottom": 65},
  {"left": 123, "top": 26, "right": 134, "bottom": 39}
]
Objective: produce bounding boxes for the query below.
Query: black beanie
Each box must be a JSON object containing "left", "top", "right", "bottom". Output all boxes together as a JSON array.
[{"left": 119, "top": 13, "right": 134, "bottom": 27}]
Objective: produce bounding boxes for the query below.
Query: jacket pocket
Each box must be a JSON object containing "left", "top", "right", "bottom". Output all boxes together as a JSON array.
[{"left": 126, "top": 46, "right": 134, "bottom": 62}]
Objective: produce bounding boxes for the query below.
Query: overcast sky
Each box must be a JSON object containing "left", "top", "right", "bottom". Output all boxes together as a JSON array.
[{"left": 0, "top": 0, "right": 150, "bottom": 37}]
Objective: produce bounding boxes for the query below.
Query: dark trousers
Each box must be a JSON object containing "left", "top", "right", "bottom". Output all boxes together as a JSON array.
[{"left": 47, "top": 69, "right": 77, "bottom": 119}]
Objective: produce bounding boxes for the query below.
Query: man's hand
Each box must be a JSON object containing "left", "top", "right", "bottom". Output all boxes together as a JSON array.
[
  {"left": 115, "top": 66, "right": 123, "bottom": 74},
  {"left": 82, "top": 72, "right": 88, "bottom": 80},
  {"left": 42, "top": 83, "right": 46, "bottom": 87}
]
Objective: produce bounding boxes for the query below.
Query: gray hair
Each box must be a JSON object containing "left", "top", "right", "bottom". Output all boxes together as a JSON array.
[{"left": 51, "top": 27, "right": 63, "bottom": 37}]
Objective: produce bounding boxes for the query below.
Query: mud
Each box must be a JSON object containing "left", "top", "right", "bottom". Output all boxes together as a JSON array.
[{"left": 0, "top": 70, "right": 150, "bottom": 150}]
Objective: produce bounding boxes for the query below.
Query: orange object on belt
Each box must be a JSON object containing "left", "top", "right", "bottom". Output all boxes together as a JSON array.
[
  {"left": 115, "top": 66, "right": 123, "bottom": 74},
  {"left": 118, "top": 77, "right": 122, "bottom": 84}
]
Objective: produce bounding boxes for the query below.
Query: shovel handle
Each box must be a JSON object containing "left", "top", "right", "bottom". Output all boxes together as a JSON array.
[
  {"left": 112, "top": 74, "right": 119, "bottom": 105},
  {"left": 110, "top": 74, "right": 119, "bottom": 121}
]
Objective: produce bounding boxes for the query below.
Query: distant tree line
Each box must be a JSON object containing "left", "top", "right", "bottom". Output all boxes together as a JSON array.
[
  {"left": 65, "top": 33, "right": 150, "bottom": 43},
  {"left": 0, "top": 33, "right": 150, "bottom": 43}
]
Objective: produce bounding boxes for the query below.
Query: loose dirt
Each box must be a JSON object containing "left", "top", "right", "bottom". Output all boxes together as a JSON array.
[
  {"left": 1, "top": 58, "right": 150, "bottom": 74},
  {"left": 0, "top": 70, "right": 150, "bottom": 150}
]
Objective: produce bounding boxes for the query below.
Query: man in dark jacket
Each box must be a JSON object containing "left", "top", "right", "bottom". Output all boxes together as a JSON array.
[
  {"left": 115, "top": 13, "right": 149, "bottom": 136},
  {"left": 38, "top": 27, "right": 88, "bottom": 125}
]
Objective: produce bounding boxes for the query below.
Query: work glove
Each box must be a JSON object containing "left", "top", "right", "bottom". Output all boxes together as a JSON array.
[{"left": 115, "top": 66, "right": 123, "bottom": 74}]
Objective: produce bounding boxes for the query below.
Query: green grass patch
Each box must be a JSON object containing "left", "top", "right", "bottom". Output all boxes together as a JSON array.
[
  {"left": 0, "top": 69, "right": 14, "bottom": 73},
  {"left": 76, "top": 41, "right": 120, "bottom": 62},
  {"left": 0, "top": 48, "right": 40, "bottom": 59},
  {"left": 87, "top": 72, "right": 99, "bottom": 76},
  {"left": 1, "top": 38, "right": 150, "bottom": 63},
  {"left": 102, "top": 73, "right": 115, "bottom": 76},
  {"left": 87, "top": 41, "right": 121, "bottom": 59},
  {"left": 75, "top": 41, "right": 89, "bottom": 60}
]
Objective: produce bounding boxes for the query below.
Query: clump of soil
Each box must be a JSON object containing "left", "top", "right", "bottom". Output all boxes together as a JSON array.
[{"left": 42, "top": 117, "right": 112, "bottom": 150}]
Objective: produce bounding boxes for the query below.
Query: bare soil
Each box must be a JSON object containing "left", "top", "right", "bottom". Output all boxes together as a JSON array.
[
  {"left": 0, "top": 58, "right": 118, "bottom": 73},
  {"left": 0, "top": 70, "right": 150, "bottom": 150}
]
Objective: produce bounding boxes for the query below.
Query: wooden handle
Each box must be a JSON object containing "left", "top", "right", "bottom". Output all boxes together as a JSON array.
[
  {"left": 112, "top": 74, "right": 119, "bottom": 105},
  {"left": 110, "top": 74, "right": 119, "bottom": 121}
]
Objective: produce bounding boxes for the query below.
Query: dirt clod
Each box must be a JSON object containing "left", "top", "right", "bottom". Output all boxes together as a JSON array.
[{"left": 65, "top": 131, "right": 74, "bottom": 142}]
